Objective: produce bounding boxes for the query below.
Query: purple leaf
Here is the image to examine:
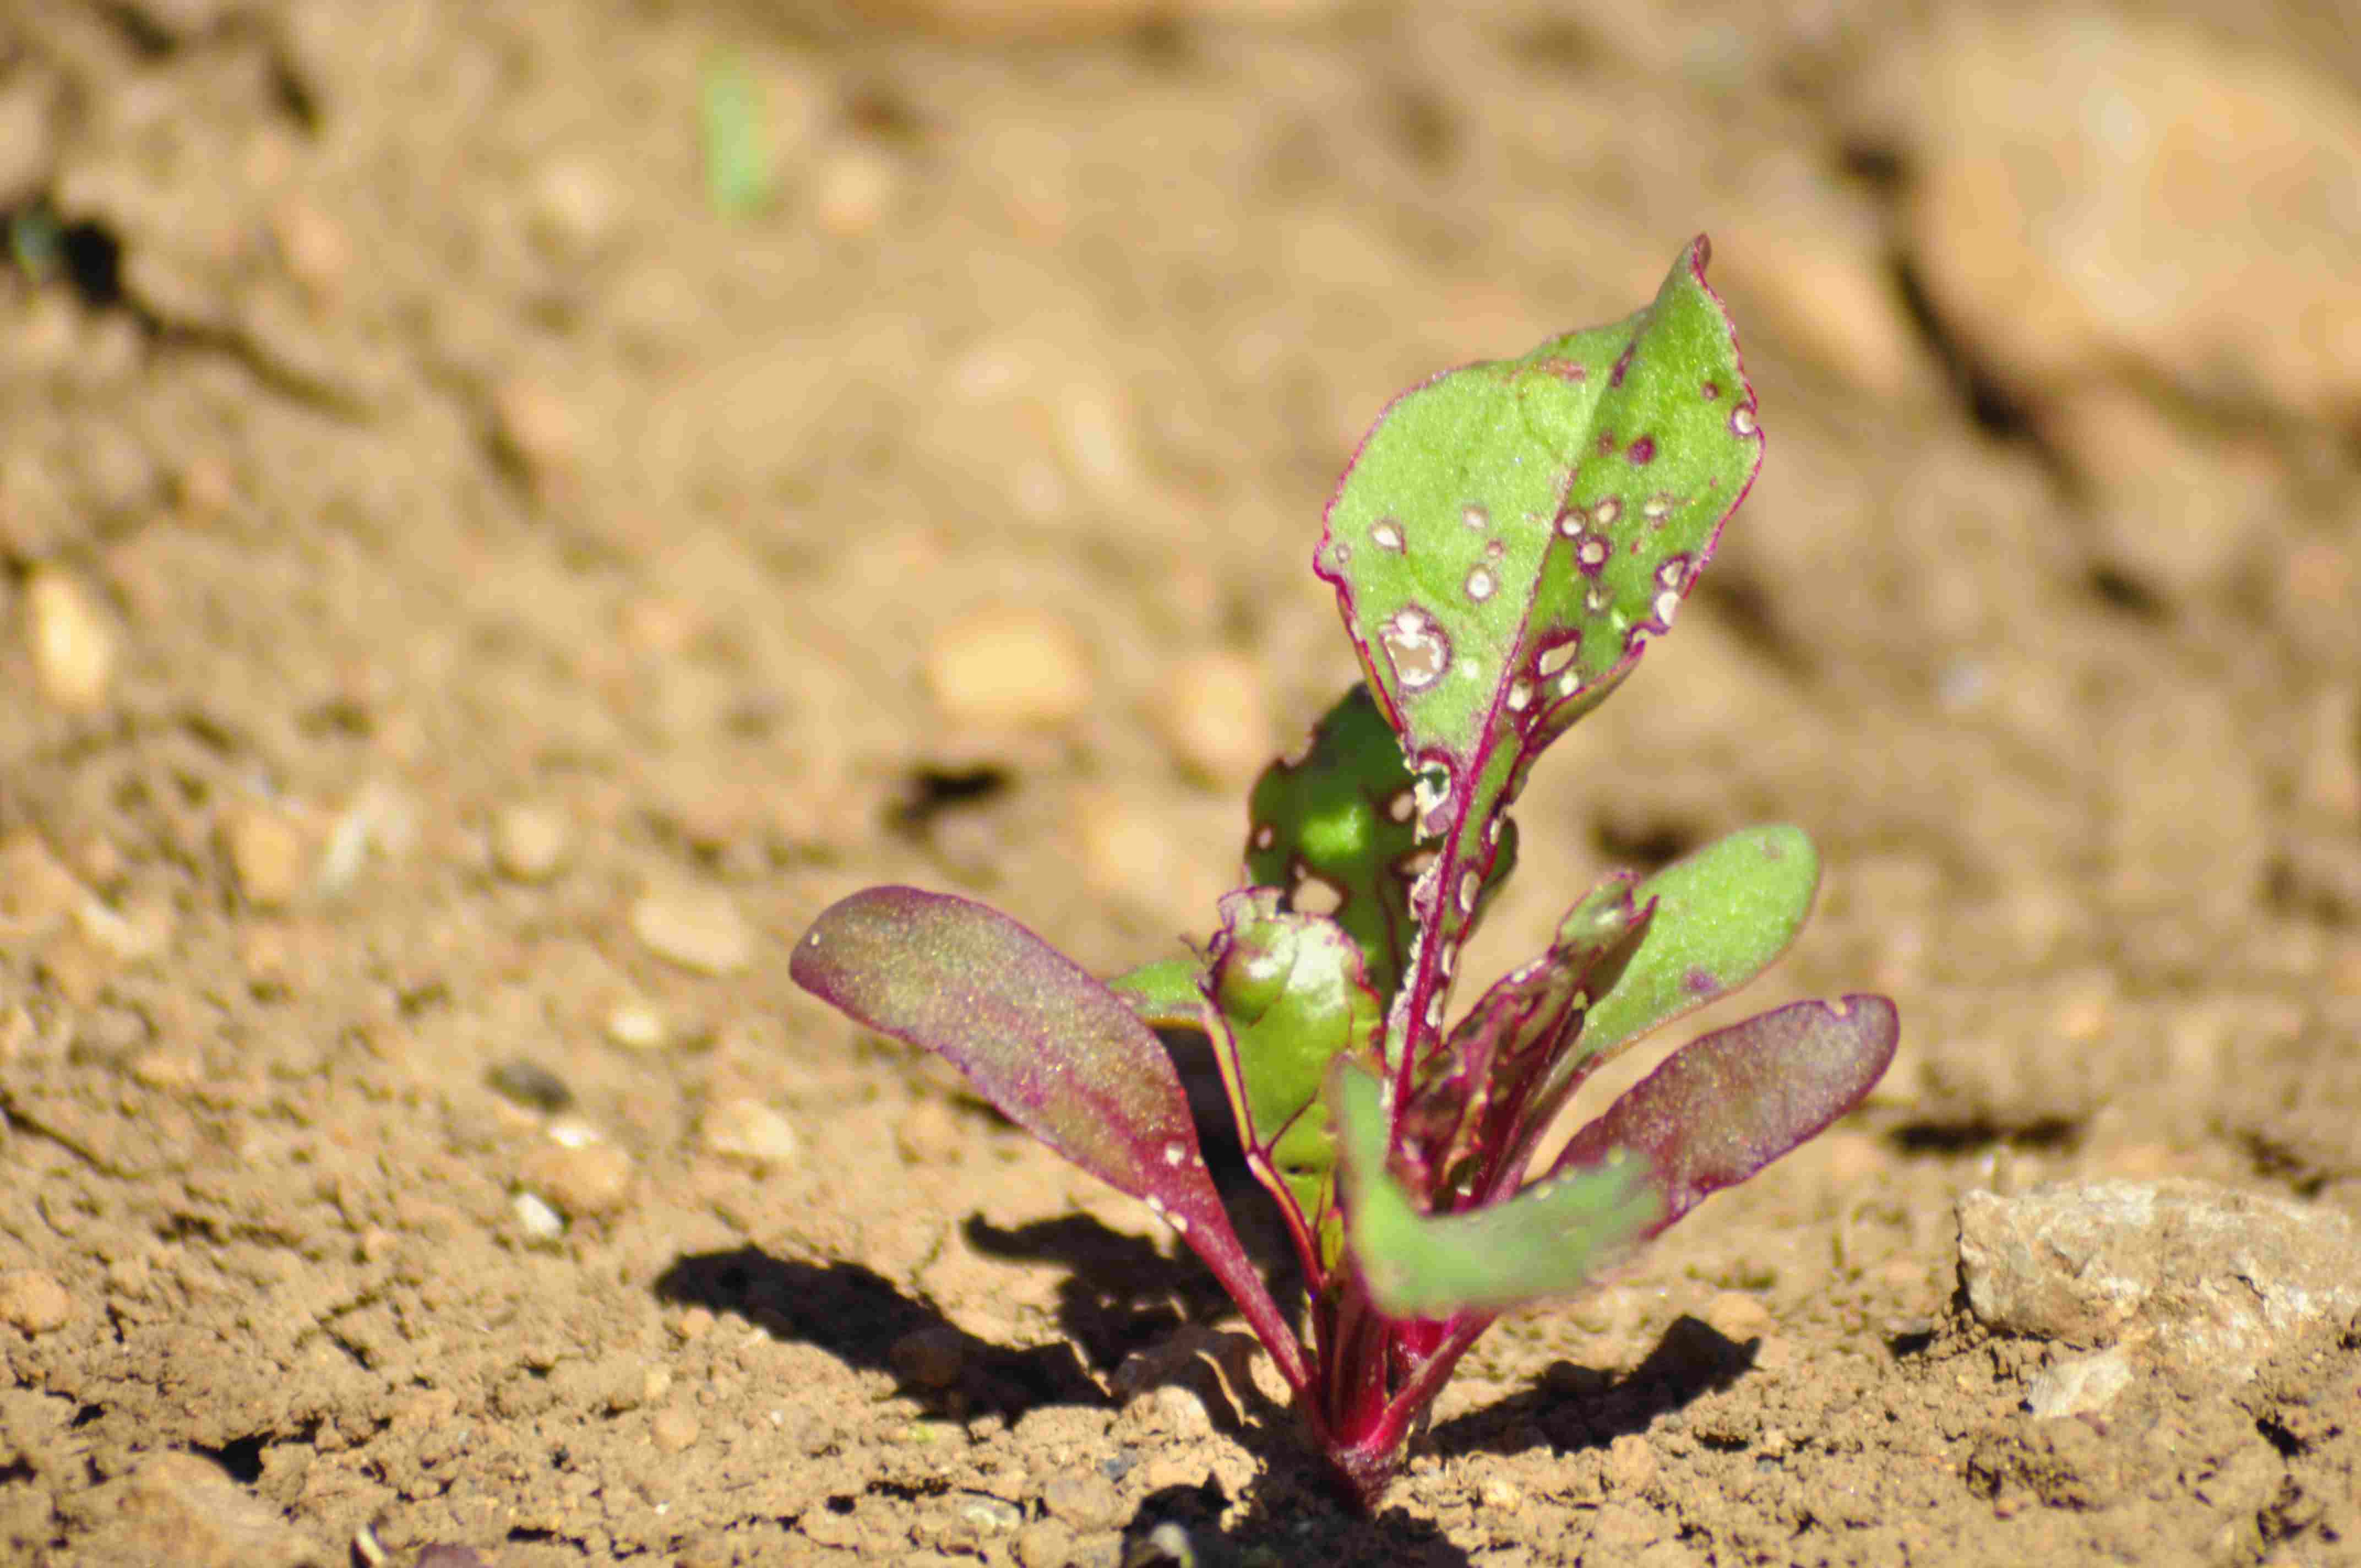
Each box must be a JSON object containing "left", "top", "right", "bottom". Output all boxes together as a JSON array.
[
  {"left": 1551, "top": 994, "right": 1899, "bottom": 1237},
  {"left": 791, "top": 886, "right": 1308, "bottom": 1392}
]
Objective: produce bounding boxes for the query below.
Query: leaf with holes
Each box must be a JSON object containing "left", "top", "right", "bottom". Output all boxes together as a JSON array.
[
  {"left": 1314, "top": 236, "right": 1761, "bottom": 1078},
  {"left": 788, "top": 238, "right": 1901, "bottom": 1515},
  {"left": 1243, "top": 683, "right": 1517, "bottom": 1011}
]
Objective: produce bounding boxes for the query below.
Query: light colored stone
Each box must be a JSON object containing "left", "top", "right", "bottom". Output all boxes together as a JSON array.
[
  {"left": 221, "top": 804, "right": 310, "bottom": 910},
  {"left": 24, "top": 568, "right": 117, "bottom": 715},
  {"left": 1910, "top": 10, "right": 2361, "bottom": 423},
  {"left": 650, "top": 1406, "right": 700, "bottom": 1453},
  {"left": 1701, "top": 1290, "right": 1775, "bottom": 1343},
  {"left": 1604, "top": 1432, "right": 1658, "bottom": 1495},
  {"left": 2023, "top": 1346, "right": 2135, "bottom": 1419},
  {"left": 924, "top": 607, "right": 1092, "bottom": 728},
  {"left": 0, "top": 832, "right": 84, "bottom": 932},
  {"left": 520, "top": 1139, "right": 634, "bottom": 1219},
  {"left": 0, "top": 1269, "right": 71, "bottom": 1334},
  {"left": 700, "top": 1097, "right": 798, "bottom": 1167},
  {"left": 492, "top": 379, "right": 578, "bottom": 499},
  {"left": 491, "top": 802, "right": 570, "bottom": 883},
  {"left": 631, "top": 884, "right": 754, "bottom": 976},
  {"left": 812, "top": 143, "right": 901, "bottom": 238},
  {"left": 1152, "top": 650, "right": 1272, "bottom": 785},
  {"left": 603, "top": 998, "right": 670, "bottom": 1051},
  {"left": 1957, "top": 1178, "right": 2361, "bottom": 1380}
]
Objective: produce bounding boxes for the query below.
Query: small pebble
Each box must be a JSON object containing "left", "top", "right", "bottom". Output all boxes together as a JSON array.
[
  {"left": 1604, "top": 1432, "right": 1659, "bottom": 1495},
  {"left": 701, "top": 1097, "right": 799, "bottom": 1167},
  {"left": 1702, "top": 1290, "right": 1775, "bottom": 1343},
  {"left": 1152, "top": 650, "right": 1271, "bottom": 784},
  {"left": 1040, "top": 1472, "right": 1124, "bottom": 1531},
  {"left": 956, "top": 1494, "right": 1022, "bottom": 1535},
  {"left": 492, "top": 379, "right": 578, "bottom": 499},
  {"left": 812, "top": 143, "right": 900, "bottom": 237},
  {"left": 488, "top": 1059, "right": 573, "bottom": 1114},
  {"left": 0, "top": 832, "right": 84, "bottom": 929},
  {"left": 491, "top": 803, "right": 570, "bottom": 882},
  {"left": 1014, "top": 1520, "right": 1076, "bottom": 1568},
  {"left": 513, "top": 1191, "right": 566, "bottom": 1240},
  {"left": 649, "top": 1406, "right": 700, "bottom": 1453},
  {"left": 0, "top": 1269, "right": 70, "bottom": 1335},
  {"left": 222, "top": 804, "right": 308, "bottom": 909},
  {"left": 632, "top": 885, "right": 754, "bottom": 976},
  {"left": 520, "top": 1140, "right": 634, "bottom": 1219},
  {"left": 924, "top": 607, "right": 1092, "bottom": 728},
  {"left": 24, "top": 569, "right": 117, "bottom": 715},
  {"left": 603, "top": 998, "right": 670, "bottom": 1050}
]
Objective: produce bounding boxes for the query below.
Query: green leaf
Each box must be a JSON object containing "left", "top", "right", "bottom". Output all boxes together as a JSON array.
[
  {"left": 1578, "top": 824, "right": 1821, "bottom": 1064},
  {"left": 1332, "top": 1061, "right": 1662, "bottom": 1319},
  {"left": 1312, "top": 237, "right": 1764, "bottom": 1070},
  {"left": 1243, "top": 684, "right": 1516, "bottom": 1008},
  {"left": 1204, "top": 889, "right": 1385, "bottom": 1277},
  {"left": 1109, "top": 956, "right": 1212, "bottom": 1033}
]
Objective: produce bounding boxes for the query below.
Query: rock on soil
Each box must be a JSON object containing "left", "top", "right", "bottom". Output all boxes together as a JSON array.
[{"left": 1957, "top": 1178, "right": 2361, "bottom": 1380}]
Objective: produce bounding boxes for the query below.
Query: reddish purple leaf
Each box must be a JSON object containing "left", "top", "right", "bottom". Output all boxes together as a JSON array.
[
  {"left": 791, "top": 886, "right": 1308, "bottom": 1392},
  {"left": 1551, "top": 994, "right": 1898, "bottom": 1237}
]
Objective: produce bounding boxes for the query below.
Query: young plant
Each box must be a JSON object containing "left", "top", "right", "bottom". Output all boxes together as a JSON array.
[{"left": 791, "top": 238, "right": 1898, "bottom": 1509}]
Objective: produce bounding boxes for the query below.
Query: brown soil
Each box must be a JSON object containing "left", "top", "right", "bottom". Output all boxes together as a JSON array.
[{"left": 2, "top": 4, "right": 2358, "bottom": 1566}]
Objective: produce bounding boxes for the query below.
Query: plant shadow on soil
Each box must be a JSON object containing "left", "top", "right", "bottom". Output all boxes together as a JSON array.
[{"left": 655, "top": 1231, "right": 1764, "bottom": 1565}]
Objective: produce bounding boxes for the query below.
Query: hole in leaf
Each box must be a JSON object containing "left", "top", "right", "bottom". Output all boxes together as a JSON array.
[
  {"left": 1380, "top": 608, "right": 1451, "bottom": 692},
  {"left": 1292, "top": 873, "right": 1345, "bottom": 917}
]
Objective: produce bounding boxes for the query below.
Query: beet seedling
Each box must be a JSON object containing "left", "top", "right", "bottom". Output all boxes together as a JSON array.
[{"left": 792, "top": 238, "right": 1898, "bottom": 1509}]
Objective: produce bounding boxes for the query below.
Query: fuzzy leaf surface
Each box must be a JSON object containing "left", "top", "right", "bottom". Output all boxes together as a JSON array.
[
  {"left": 1244, "top": 683, "right": 1515, "bottom": 1009},
  {"left": 1551, "top": 994, "right": 1900, "bottom": 1238},
  {"left": 1313, "top": 237, "right": 1762, "bottom": 1073},
  {"left": 790, "top": 886, "right": 1308, "bottom": 1390},
  {"left": 1334, "top": 1063, "right": 1661, "bottom": 1319}
]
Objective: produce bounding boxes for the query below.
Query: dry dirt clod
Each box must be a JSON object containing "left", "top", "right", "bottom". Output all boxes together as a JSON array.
[
  {"left": 630, "top": 884, "right": 755, "bottom": 976},
  {"left": 222, "top": 803, "right": 311, "bottom": 909},
  {"left": 1957, "top": 1178, "right": 2361, "bottom": 1380},
  {"left": 491, "top": 802, "right": 571, "bottom": 882},
  {"left": 700, "top": 1096, "right": 799, "bottom": 1167},
  {"left": 649, "top": 1406, "right": 701, "bottom": 1453},
  {"left": 24, "top": 568, "right": 118, "bottom": 715},
  {"left": 0, "top": 1268, "right": 72, "bottom": 1334},
  {"left": 1152, "top": 649, "right": 1271, "bottom": 785},
  {"left": 520, "top": 1139, "right": 634, "bottom": 1220},
  {"left": 924, "top": 607, "right": 1093, "bottom": 728}
]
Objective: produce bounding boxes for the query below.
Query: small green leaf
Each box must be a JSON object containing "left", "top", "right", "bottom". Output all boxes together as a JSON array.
[
  {"left": 1579, "top": 824, "right": 1820, "bottom": 1064},
  {"left": 1109, "top": 956, "right": 1212, "bottom": 1033},
  {"left": 1204, "top": 890, "right": 1385, "bottom": 1276},
  {"left": 1332, "top": 1061, "right": 1661, "bottom": 1319},
  {"left": 1244, "top": 684, "right": 1516, "bottom": 1006}
]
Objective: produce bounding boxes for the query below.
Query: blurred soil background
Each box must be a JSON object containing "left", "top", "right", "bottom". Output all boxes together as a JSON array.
[{"left": 1, "top": 1, "right": 2358, "bottom": 1564}]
